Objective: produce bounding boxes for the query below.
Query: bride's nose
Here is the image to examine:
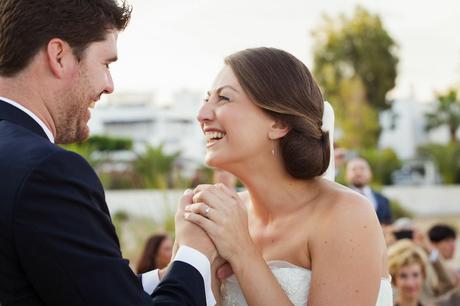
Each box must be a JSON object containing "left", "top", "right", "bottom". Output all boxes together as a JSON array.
[{"left": 197, "top": 101, "right": 215, "bottom": 123}]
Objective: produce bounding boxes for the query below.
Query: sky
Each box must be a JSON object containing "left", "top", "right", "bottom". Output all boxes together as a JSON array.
[{"left": 110, "top": 0, "right": 460, "bottom": 104}]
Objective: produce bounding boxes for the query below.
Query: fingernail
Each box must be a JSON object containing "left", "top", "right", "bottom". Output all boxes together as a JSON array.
[
  {"left": 184, "top": 205, "right": 191, "bottom": 211},
  {"left": 184, "top": 189, "right": 193, "bottom": 195},
  {"left": 184, "top": 212, "right": 190, "bottom": 219}
]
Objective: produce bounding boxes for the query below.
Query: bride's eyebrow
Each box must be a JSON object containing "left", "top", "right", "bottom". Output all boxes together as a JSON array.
[{"left": 207, "top": 85, "right": 239, "bottom": 96}]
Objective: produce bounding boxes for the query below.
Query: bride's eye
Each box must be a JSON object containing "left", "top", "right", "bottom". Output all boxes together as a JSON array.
[{"left": 218, "top": 95, "right": 230, "bottom": 102}]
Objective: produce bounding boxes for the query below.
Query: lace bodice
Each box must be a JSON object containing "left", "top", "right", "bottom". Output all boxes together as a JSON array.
[{"left": 220, "top": 260, "right": 393, "bottom": 306}]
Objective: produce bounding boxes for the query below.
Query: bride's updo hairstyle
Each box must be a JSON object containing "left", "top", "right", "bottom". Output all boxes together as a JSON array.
[{"left": 225, "top": 47, "right": 330, "bottom": 180}]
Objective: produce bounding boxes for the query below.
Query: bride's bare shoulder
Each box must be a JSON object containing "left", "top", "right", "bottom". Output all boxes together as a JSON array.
[
  {"left": 314, "top": 180, "right": 382, "bottom": 231},
  {"left": 309, "top": 180, "right": 385, "bottom": 253},
  {"left": 321, "top": 180, "right": 374, "bottom": 210}
]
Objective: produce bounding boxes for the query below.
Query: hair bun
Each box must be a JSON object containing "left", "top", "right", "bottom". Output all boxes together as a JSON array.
[{"left": 280, "top": 127, "right": 330, "bottom": 180}]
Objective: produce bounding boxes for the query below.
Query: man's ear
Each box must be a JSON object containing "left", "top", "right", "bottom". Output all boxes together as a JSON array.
[
  {"left": 268, "top": 119, "right": 290, "bottom": 140},
  {"left": 46, "top": 38, "right": 76, "bottom": 78}
]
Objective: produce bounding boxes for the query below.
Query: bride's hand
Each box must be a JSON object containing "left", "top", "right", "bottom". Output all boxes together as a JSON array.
[
  {"left": 174, "top": 189, "right": 217, "bottom": 262},
  {"left": 184, "top": 184, "right": 254, "bottom": 264}
]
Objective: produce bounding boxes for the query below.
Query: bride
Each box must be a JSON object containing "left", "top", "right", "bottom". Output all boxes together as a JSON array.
[{"left": 183, "top": 47, "right": 392, "bottom": 306}]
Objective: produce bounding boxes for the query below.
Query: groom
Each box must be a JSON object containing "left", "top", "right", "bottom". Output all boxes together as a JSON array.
[{"left": 0, "top": 1, "right": 216, "bottom": 305}]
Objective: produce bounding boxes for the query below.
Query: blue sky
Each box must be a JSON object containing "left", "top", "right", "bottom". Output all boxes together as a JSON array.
[{"left": 111, "top": 0, "right": 460, "bottom": 103}]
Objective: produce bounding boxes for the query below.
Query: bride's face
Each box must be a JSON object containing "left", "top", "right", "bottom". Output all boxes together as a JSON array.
[{"left": 197, "top": 65, "right": 275, "bottom": 169}]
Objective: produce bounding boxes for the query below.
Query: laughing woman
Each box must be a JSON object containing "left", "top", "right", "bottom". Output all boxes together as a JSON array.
[{"left": 184, "top": 47, "right": 392, "bottom": 306}]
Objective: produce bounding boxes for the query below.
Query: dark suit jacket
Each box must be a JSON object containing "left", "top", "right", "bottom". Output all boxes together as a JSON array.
[
  {"left": 0, "top": 101, "right": 206, "bottom": 306},
  {"left": 372, "top": 190, "right": 392, "bottom": 225}
]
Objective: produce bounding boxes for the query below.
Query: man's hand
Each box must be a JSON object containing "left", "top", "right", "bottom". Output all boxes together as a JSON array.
[{"left": 175, "top": 189, "right": 217, "bottom": 262}]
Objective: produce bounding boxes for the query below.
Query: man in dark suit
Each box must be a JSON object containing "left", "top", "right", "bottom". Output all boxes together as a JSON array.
[
  {"left": 0, "top": 1, "right": 217, "bottom": 305},
  {"left": 346, "top": 157, "right": 392, "bottom": 225}
]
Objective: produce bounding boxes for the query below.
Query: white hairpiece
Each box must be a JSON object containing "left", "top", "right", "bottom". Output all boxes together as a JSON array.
[{"left": 321, "top": 101, "right": 335, "bottom": 181}]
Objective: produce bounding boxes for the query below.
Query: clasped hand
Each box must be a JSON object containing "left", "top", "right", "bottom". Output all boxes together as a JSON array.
[{"left": 184, "top": 184, "right": 252, "bottom": 265}]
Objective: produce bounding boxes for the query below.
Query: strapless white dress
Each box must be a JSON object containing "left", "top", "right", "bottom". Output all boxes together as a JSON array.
[{"left": 221, "top": 260, "right": 393, "bottom": 306}]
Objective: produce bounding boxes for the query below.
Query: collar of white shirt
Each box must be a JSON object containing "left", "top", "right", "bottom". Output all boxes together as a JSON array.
[
  {"left": 352, "top": 185, "right": 378, "bottom": 209},
  {"left": 0, "top": 96, "right": 55, "bottom": 143},
  {"left": 361, "top": 185, "right": 373, "bottom": 198}
]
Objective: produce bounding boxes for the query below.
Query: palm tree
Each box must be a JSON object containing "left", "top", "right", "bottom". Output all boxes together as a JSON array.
[
  {"left": 425, "top": 89, "right": 460, "bottom": 143},
  {"left": 133, "top": 144, "right": 179, "bottom": 189}
]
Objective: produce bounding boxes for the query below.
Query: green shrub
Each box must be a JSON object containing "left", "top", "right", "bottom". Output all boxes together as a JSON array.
[
  {"left": 389, "top": 198, "right": 414, "bottom": 220},
  {"left": 360, "top": 148, "right": 401, "bottom": 185},
  {"left": 418, "top": 143, "right": 460, "bottom": 184},
  {"left": 133, "top": 145, "right": 179, "bottom": 189}
]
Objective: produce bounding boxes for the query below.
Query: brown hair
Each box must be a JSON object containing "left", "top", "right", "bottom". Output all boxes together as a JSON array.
[
  {"left": 0, "top": 0, "right": 132, "bottom": 77},
  {"left": 136, "top": 234, "right": 168, "bottom": 274},
  {"left": 225, "top": 47, "right": 329, "bottom": 180}
]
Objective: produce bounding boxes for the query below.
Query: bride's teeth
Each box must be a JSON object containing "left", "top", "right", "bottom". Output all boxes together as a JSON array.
[
  {"left": 89, "top": 101, "right": 96, "bottom": 109},
  {"left": 205, "top": 131, "right": 226, "bottom": 141}
]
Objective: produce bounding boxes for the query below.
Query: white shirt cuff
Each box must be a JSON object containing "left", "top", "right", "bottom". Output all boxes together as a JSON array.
[
  {"left": 141, "top": 269, "right": 160, "bottom": 295},
  {"left": 175, "top": 245, "right": 216, "bottom": 306}
]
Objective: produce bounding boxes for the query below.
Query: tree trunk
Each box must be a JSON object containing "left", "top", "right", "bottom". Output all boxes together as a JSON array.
[{"left": 449, "top": 125, "right": 457, "bottom": 143}]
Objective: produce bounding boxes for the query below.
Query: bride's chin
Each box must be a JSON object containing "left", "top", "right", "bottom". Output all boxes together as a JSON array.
[
  {"left": 204, "top": 156, "right": 219, "bottom": 168},
  {"left": 204, "top": 154, "right": 228, "bottom": 170}
]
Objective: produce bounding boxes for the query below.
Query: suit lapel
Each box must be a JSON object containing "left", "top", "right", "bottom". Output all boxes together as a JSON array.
[{"left": 0, "top": 99, "right": 49, "bottom": 140}]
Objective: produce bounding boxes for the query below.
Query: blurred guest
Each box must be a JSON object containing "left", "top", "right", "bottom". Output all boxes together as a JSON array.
[
  {"left": 427, "top": 224, "right": 460, "bottom": 304},
  {"left": 388, "top": 239, "right": 433, "bottom": 306},
  {"left": 391, "top": 219, "right": 457, "bottom": 303},
  {"left": 213, "top": 168, "right": 237, "bottom": 190},
  {"left": 136, "top": 233, "right": 173, "bottom": 273},
  {"left": 392, "top": 218, "right": 417, "bottom": 241},
  {"left": 428, "top": 225, "right": 457, "bottom": 261},
  {"left": 346, "top": 157, "right": 392, "bottom": 225}
]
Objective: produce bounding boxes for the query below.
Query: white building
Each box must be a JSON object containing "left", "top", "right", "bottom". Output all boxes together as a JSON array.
[
  {"left": 88, "top": 91, "right": 206, "bottom": 174},
  {"left": 379, "top": 97, "right": 453, "bottom": 159},
  {"left": 378, "top": 97, "right": 455, "bottom": 184}
]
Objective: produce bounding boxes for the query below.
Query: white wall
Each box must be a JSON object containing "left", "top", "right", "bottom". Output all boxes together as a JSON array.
[{"left": 105, "top": 187, "right": 460, "bottom": 220}]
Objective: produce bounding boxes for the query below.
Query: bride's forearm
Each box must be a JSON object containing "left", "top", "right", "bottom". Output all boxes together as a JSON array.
[{"left": 230, "top": 246, "right": 293, "bottom": 306}]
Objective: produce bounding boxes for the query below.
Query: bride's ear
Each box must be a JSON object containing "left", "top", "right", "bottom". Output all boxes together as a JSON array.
[{"left": 268, "top": 119, "right": 290, "bottom": 140}]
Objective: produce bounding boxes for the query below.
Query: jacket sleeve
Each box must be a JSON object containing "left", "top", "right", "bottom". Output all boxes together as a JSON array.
[
  {"left": 152, "top": 261, "right": 207, "bottom": 305},
  {"left": 14, "top": 150, "right": 206, "bottom": 306}
]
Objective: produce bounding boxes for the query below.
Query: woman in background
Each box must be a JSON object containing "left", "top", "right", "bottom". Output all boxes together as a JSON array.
[
  {"left": 388, "top": 239, "right": 433, "bottom": 306},
  {"left": 136, "top": 233, "right": 173, "bottom": 273}
]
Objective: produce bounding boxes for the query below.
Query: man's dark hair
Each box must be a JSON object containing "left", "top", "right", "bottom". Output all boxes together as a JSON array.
[
  {"left": 0, "top": 0, "right": 132, "bottom": 76},
  {"left": 428, "top": 224, "right": 457, "bottom": 243}
]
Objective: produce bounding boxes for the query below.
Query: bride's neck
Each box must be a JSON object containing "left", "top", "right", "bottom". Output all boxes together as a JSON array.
[
  {"left": 221, "top": 153, "right": 321, "bottom": 221},
  {"left": 237, "top": 167, "right": 320, "bottom": 222}
]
